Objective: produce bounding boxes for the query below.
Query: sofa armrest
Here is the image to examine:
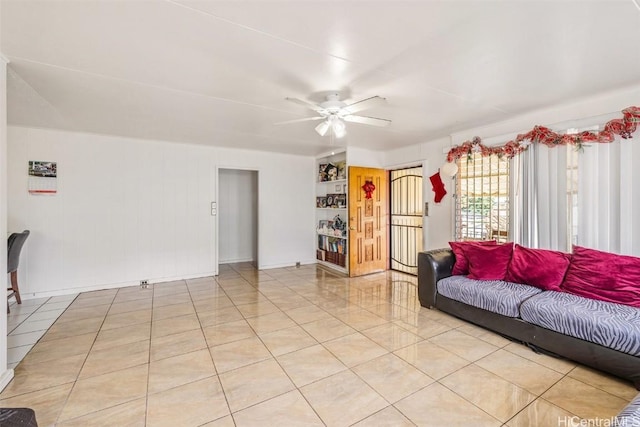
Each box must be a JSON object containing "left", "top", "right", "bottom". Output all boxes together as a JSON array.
[
  {"left": 418, "top": 249, "right": 455, "bottom": 308},
  {"left": 616, "top": 392, "right": 640, "bottom": 425}
]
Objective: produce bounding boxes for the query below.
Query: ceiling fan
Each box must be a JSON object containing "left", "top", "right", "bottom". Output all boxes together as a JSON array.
[{"left": 277, "top": 93, "right": 391, "bottom": 138}]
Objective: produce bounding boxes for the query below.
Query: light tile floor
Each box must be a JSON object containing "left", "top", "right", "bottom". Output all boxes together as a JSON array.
[
  {"left": 7, "top": 294, "right": 78, "bottom": 369},
  {"left": 1, "top": 263, "right": 636, "bottom": 426}
]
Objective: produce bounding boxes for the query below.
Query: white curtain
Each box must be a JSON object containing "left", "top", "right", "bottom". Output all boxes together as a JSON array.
[
  {"left": 511, "top": 143, "right": 569, "bottom": 251},
  {"left": 511, "top": 129, "right": 640, "bottom": 256},
  {"left": 577, "top": 135, "right": 640, "bottom": 256}
]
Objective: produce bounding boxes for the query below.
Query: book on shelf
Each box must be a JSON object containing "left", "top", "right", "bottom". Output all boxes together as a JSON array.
[
  {"left": 317, "top": 235, "right": 347, "bottom": 255},
  {"left": 325, "top": 251, "right": 346, "bottom": 267}
]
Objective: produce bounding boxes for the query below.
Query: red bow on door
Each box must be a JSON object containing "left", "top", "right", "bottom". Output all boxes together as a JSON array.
[{"left": 362, "top": 180, "right": 376, "bottom": 199}]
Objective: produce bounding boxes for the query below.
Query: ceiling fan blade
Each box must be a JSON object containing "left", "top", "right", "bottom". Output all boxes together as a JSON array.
[
  {"left": 342, "top": 96, "right": 386, "bottom": 114},
  {"left": 285, "top": 97, "right": 325, "bottom": 113},
  {"left": 343, "top": 115, "right": 391, "bottom": 127},
  {"left": 274, "top": 116, "right": 325, "bottom": 125}
]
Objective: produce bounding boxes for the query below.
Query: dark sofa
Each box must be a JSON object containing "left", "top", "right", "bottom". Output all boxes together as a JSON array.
[{"left": 418, "top": 248, "right": 640, "bottom": 390}]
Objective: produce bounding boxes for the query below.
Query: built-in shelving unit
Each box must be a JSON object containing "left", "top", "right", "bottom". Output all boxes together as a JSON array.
[{"left": 316, "top": 151, "right": 348, "bottom": 273}]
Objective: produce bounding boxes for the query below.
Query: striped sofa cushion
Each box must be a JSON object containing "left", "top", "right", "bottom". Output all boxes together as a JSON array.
[
  {"left": 437, "top": 276, "right": 542, "bottom": 317},
  {"left": 520, "top": 291, "right": 640, "bottom": 357},
  {"left": 616, "top": 392, "right": 640, "bottom": 427}
]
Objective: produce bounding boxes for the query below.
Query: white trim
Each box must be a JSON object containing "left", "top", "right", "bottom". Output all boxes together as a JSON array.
[
  {"left": 0, "top": 369, "right": 15, "bottom": 392},
  {"left": 258, "top": 260, "right": 317, "bottom": 270},
  {"left": 215, "top": 168, "right": 219, "bottom": 276},
  {"left": 0, "top": 53, "right": 9, "bottom": 64},
  {"left": 216, "top": 165, "right": 261, "bottom": 172},
  {"left": 18, "top": 272, "right": 217, "bottom": 300},
  {"left": 219, "top": 257, "right": 254, "bottom": 264}
]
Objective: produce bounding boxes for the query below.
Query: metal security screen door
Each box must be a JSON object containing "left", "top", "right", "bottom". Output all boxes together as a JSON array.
[{"left": 390, "top": 167, "right": 423, "bottom": 275}]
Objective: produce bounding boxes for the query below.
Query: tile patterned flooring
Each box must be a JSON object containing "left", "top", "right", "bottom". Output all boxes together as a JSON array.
[
  {"left": 7, "top": 294, "right": 78, "bottom": 370},
  {"left": 0, "top": 263, "right": 636, "bottom": 426}
]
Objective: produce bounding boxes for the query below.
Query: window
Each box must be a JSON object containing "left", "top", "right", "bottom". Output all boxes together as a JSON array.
[{"left": 455, "top": 153, "right": 510, "bottom": 242}]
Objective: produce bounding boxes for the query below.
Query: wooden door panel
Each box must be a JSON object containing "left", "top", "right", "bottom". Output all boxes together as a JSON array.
[{"left": 349, "top": 167, "right": 387, "bottom": 277}]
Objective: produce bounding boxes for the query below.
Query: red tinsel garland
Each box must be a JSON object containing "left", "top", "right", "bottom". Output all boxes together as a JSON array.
[{"left": 446, "top": 106, "right": 640, "bottom": 163}]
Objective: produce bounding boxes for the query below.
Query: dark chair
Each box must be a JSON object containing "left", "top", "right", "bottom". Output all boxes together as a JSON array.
[
  {"left": 0, "top": 407, "right": 38, "bottom": 426},
  {"left": 7, "top": 230, "right": 30, "bottom": 310}
]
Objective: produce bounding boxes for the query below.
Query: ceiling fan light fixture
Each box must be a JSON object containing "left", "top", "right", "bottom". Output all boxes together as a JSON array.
[
  {"left": 284, "top": 93, "right": 389, "bottom": 139},
  {"left": 315, "top": 120, "right": 330, "bottom": 136},
  {"left": 332, "top": 119, "right": 346, "bottom": 138},
  {"left": 327, "top": 115, "right": 346, "bottom": 138}
]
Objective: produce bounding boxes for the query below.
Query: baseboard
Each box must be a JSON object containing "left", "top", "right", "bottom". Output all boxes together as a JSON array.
[
  {"left": 219, "top": 258, "right": 254, "bottom": 264},
  {"left": 0, "top": 369, "right": 14, "bottom": 392},
  {"left": 18, "top": 271, "right": 218, "bottom": 300},
  {"left": 258, "top": 260, "right": 317, "bottom": 270},
  {"left": 17, "top": 261, "right": 320, "bottom": 300},
  {"left": 222, "top": 259, "right": 318, "bottom": 270}
]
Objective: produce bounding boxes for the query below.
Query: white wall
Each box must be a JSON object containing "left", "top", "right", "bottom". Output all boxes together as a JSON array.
[
  {"left": 1, "top": 54, "right": 14, "bottom": 390},
  {"left": 218, "top": 169, "right": 257, "bottom": 264},
  {"left": 7, "top": 126, "right": 316, "bottom": 298},
  {"left": 384, "top": 137, "right": 453, "bottom": 251},
  {"left": 347, "top": 146, "right": 384, "bottom": 168},
  {"left": 215, "top": 147, "right": 316, "bottom": 270}
]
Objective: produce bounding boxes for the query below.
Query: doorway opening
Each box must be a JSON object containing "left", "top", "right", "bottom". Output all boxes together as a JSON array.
[
  {"left": 218, "top": 169, "right": 258, "bottom": 269},
  {"left": 390, "top": 166, "right": 423, "bottom": 275}
]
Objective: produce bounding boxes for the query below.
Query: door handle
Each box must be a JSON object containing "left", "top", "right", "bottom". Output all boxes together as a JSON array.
[{"left": 349, "top": 226, "right": 355, "bottom": 230}]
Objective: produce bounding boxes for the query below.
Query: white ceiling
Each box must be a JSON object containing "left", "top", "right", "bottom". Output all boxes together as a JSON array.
[{"left": 2, "top": 0, "right": 640, "bottom": 156}]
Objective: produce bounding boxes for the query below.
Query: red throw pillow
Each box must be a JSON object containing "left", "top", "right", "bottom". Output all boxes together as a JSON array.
[
  {"left": 505, "top": 244, "right": 571, "bottom": 291},
  {"left": 561, "top": 246, "right": 640, "bottom": 308},
  {"left": 466, "top": 243, "right": 514, "bottom": 280},
  {"left": 449, "top": 240, "right": 496, "bottom": 275}
]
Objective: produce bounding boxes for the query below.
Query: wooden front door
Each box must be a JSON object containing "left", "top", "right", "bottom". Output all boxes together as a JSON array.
[{"left": 348, "top": 166, "right": 388, "bottom": 277}]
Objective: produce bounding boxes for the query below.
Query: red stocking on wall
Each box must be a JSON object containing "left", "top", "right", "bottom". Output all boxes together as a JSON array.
[{"left": 429, "top": 171, "right": 447, "bottom": 203}]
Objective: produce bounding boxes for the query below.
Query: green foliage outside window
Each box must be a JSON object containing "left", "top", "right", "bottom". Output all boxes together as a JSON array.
[{"left": 460, "top": 196, "right": 493, "bottom": 216}]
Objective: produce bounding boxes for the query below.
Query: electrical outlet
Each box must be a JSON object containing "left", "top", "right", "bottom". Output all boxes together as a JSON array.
[
  {"left": 140, "top": 280, "right": 149, "bottom": 289},
  {"left": 295, "top": 262, "right": 301, "bottom": 268}
]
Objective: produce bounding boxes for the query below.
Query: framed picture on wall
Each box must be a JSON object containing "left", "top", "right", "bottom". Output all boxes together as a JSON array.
[{"left": 28, "top": 160, "right": 58, "bottom": 195}]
